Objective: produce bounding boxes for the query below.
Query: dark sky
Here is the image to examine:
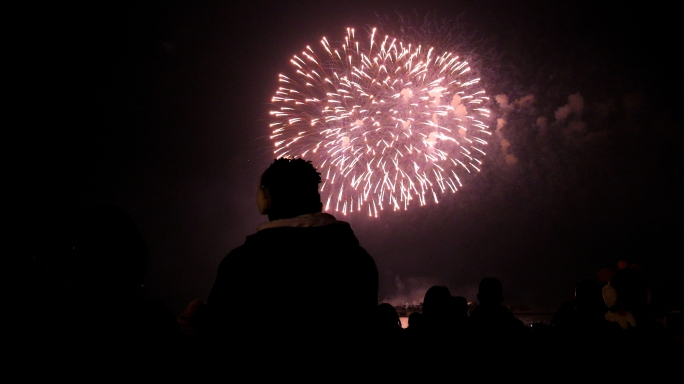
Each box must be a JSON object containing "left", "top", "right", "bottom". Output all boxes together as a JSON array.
[{"left": 51, "top": 0, "right": 682, "bottom": 314}]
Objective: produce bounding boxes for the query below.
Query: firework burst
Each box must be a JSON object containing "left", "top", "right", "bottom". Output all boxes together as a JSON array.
[{"left": 269, "top": 27, "right": 491, "bottom": 217}]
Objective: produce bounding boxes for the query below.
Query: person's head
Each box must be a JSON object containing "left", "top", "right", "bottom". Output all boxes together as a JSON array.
[
  {"left": 477, "top": 277, "right": 504, "bottom": 305},
  {"left": 422, "top": 285, "right": 452, "bottom": 319},
  {"left": 408, "top": 311, "right": 423, "bottom": 329},
  {"left": 257, "top": 157, "right": 323, "bottom": 220},
  {"left": 375, "top": 303, "right": 401, "bottom": 330}
]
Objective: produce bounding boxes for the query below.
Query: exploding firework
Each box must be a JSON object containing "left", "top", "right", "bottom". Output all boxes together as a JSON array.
[{"left": 269, "top": 27, "right": 491, "bottom": 217}]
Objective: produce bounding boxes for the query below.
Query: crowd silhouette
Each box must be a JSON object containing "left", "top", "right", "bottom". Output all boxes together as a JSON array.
[
  {"left": 35, "top": 158, "right": 681, "bottom": 377},
  {"left": 32, "top": 204, "right": 681, "bottom": 376}
]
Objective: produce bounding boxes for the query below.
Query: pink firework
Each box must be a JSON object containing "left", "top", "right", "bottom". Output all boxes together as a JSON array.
[{"left": 269, "top": 27, "right": 491, "bottom": 217}]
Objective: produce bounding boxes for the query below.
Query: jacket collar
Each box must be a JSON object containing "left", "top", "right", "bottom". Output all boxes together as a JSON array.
[{"left": 257, "top": 212, "right": 341, "bottom": 232}]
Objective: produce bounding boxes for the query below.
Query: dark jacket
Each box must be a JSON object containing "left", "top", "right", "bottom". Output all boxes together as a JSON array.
[
  {"left": 206, "top": 213, "right": 378, "bottom": 369},
  {"left": 468, "top": 303, "right": 529, "bottom": 345}
]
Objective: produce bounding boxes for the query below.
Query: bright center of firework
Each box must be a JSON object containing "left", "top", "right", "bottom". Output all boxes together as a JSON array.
[{"left": 269, "top": 28, "right": 491, "bottom": 217}]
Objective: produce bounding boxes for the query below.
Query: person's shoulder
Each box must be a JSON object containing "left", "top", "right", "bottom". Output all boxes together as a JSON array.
[
  {"left": 318, "top": 221, "right": 361, "bottom": 240},
  {"left": 468, "top": 306, "right": 484, "bottom": 320},
  {"left": 217, "top": 238, "right": 255, "bottom": 269},
  {"left": 224, "top": 243, "right": 248, "bottom": 257}
]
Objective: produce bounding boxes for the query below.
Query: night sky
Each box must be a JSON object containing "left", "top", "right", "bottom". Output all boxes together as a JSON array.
[{"left": 50, "top": 0, "right": 682, "bottom": 315}]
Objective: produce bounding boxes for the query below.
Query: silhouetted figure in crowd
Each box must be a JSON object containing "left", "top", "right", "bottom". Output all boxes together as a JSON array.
[
  {"left": 468, "top": 277, "right": 529, "bottom": 348},
  {"left": 449, "top": 295, "right": 471, "bottom": 337},
  {"left": 551, "top": 278, "right": 607, "bottom": 345},
  {"left": 399, "top": 311, "right": 423, "bottom": 364},
  {"left": 52, "top": 205, "right": 184, "bottom": 374},
  {"left": 422, "top": 285, "right": 452, "bottom": 331},
  {"left": 372, "top": 303, "right": 404, "bottom": 367},
  {"left": 205, "top": 158, "right": 378, "bottom": 375},
  {"left": 406, "top": 311, "right": 424, "bottom": 337},
  {"left": 374, "top": 303, "right": 403, "bottom": 332},
  {"left": 599, "top": 263, "right": 667, "bottom": 350},
  {"left": 420, "top": 285, "right": 464, "bottom": 354}
]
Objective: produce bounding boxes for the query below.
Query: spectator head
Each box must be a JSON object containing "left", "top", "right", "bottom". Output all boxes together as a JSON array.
[
  {"left": 422, "top": 285, "right": 452, "bottom": 319},
  {"left": 257, "top": 157, "right": 323, "bottom": 220},
  {"left": 375, "top": 303, "right": 402, "bottom": 330},
  {"left": 408, "top": 311, "right": 423, "bottom": 330},
  {"left": 477, "top": 277, "right": 504, "bottom": 305}
]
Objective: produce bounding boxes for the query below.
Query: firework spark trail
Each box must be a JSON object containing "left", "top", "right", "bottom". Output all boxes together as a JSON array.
[{"left": 269, "top": 28, "right": 491, "bottom": 217}]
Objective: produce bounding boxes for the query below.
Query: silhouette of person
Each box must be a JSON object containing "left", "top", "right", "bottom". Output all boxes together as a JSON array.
[
  {"left": 52, "top": 205, "right": 184, "bottom": 374},
  {"left": 600, "top": 264, "right": 667, "bottom": 348},
  {"left": 206, "top": 158, "right": 378, "bottom": 375},
  {"left": 372, "top": 303, "right": 404, "bottom": 357},
  {"left": 417, "top": 287, "right": 472, "bottom": 360},
  {"left": 407, "top": 311, "right": 424, "bottom": 334},
  {"left": 449, "top": 295, "right": 470, "bottom": 335},
  {"left": 551, "top": 278, "right": 608, "bottom": 345},
  {"left": 374, "top": 303, "right": 403, "bottom": 332},
  {"left": 468, "top": 277, "right": 529, "bottom": 347},
  {"left": 422, "top": 285, "right": 453, "bottom": 335}
]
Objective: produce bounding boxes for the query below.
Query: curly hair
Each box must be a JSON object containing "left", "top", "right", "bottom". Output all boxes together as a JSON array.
[{"left": 260, "top": 157, "right": 322, "bottom": 219}]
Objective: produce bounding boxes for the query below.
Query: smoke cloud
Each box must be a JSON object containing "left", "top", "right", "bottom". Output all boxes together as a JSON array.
[
  {"left": 555, "top": 104, "right": 572, "bottom": 121},
  {"left": 495, "top": 94, "right": 512, "bottom": 111},
  {"left": 516, "top": 94, "right": 535, "bottom": 109},
  {"left": 555, "top": 92, "right": 584, "bottom": 121},
  {"left": 536, "top": 116, "right": 548, "bottom": 130}
]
